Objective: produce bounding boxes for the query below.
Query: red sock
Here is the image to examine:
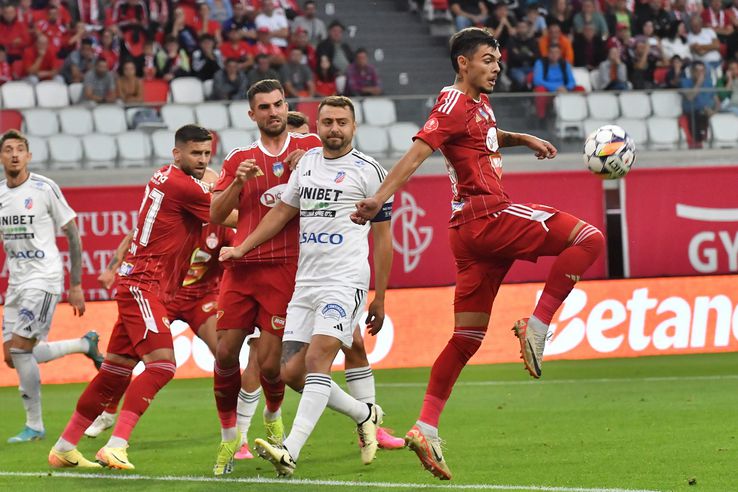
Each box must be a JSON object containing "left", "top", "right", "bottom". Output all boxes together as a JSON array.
[
  {"left": 260, "top": 373, "right": 285, "bottom": 414},
  {"left": 103, "top": 375, "right": 131, "bottom": 414},
  {"left": 61, "top": 361, "right": 132, "bottom": 446},
  {"left": 419, "top": 327, "right": 486, "bottom": 428},
  {"left": 112, "top": 360, "right": 176, "bottom": 441},
  {"left": 536, "top": 224, "right": 604, "bottom": 322},
  {"left": 214, "top": 362, "right": 241, "bottom": 428}
]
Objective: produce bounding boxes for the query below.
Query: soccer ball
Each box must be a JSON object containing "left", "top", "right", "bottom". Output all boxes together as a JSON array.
[{"left": 583, "top": 125, "right": 636, "bottom": 179}]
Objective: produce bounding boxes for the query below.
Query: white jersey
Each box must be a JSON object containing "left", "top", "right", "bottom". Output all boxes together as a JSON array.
[
  {"left": 281, "top": 147, "right": 393, "bottom": 290},
  {"left": 0, "top": 174, "right": 77, "bottom": 294}
]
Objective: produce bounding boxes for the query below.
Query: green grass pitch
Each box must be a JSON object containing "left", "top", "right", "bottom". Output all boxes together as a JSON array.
[{"left": 1, "top": 352, "right": 737, "bottom": 491}]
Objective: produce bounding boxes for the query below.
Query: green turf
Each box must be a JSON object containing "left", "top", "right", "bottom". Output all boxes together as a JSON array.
[{"left": 1, "top": 353, "right": 737, "bottom": 491}]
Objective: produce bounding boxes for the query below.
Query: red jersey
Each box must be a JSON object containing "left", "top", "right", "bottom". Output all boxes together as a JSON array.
[
  {"left": 36, "top": 19, "right": 68, "bottom": 54},
  {"left": 214, "top": 132, "right": 321, "bottom": 265},
  {"left": 414, "top": 86, "right": 510, "bottom": 227},
  {"left": 221, "top": 41, "right": 253, "bottom": 62},
  {"left": 118, "top": 165, "right": 211, "bottom": 299},
  {"left": 173, "top": 223, "right": 234, "bottom": 301}
]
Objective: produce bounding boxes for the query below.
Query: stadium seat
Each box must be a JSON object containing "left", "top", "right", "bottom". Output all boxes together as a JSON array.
[
  {"left": 589, "top": 70, "right": 603, "bottom": 91},
  {"left": 22, "top": 108, "right": 59, "bottom": 136},
  {"left": 151, "top": 129, "right": 176, "bottom": 161},
  {"left": 387, "top": 122, "right": 420, "bottom": 154},
  {"left": 586, "top": 93, "right": 619, "bottom": 120},
  {"left": 161, "top": 104, "right": 196, "bottom": 131},
  {"left": 48, "top": 134, "right": 84, "bottom": 170},
  {"left": 143, "top": 79, "right": 170, "bottom": 104},
  {"left": 228, "top": 101, "right": 257, "bottom": 130},
  {"left": 68, "top": 83, "right": 84, "bottom": 104},
  {"left": 618, "top": 92, "right": 651, "bottom": 119},
  {"left": 583, "top": 119, "right": 609, "bottom": 137},
  {"left": 219, "top": 128, "right": 254, "bottom": 156},
  {"left": 1, "top": 81, "right": 36, "bottom": 109},
  {"left": 116, "top": 131, "right": 152, "bottom": 167},
  {"left": 92, "top": 105, "right": 128, "bottom": 134},
  {"left": 170, "top": 77, "right": 204, "bottom": 104},
  {"left": 650, "top": 91, "right": 682, "bottom": 118},
  {"left": 554, "top": 93, "right": 587, "bottom": 139},
  {"left": 0, "top": 109, "right": 23, "bottom": 132},
  {"left": 35, "top": 80, "right": 70, "bottom": 108},
  {"left": 26, "top": 135, "right": 48, "bottom": 170},
  {"left": 59, "top": 107, "right": 94, "bottom": 136},
  {"left": 572, "top": 67, "right": 593, "bottom": 92},
  {"left": 195, "top": 102, "right": 230, "bottom": 131},
  {"left": 647, "top": 116, "right": 680, "bottom": 150},
  {"left": 355, "top": 125, "right": 390, "bottom": 155},
  {"left": 362, "top": 98, "right": 397, "bottom": 126},
  {"left": 82, "top": 134, "right": 117, "bottom": 169},
  {"left": 615, "top": 118, "right": 649, "bottom": 146},
  {"left": 709, "top": 113, "right": 738, "bottom": 148},
  {"left": 203, "top": 79, "right": 214, "bottom": 100}
]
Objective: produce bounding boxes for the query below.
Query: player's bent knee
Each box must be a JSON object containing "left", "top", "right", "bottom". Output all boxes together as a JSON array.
[{"left": 280, "top": 363, "right": 306, "bottom": 391}]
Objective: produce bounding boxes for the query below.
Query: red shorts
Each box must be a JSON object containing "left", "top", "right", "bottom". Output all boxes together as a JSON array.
[
  {"left": 450, "top": 204, "right": 581, "bottom": 314},
  {"left": 107, "top": 286, "right": 173, "bottom": 360},
  {"left": 166, "top": 292, "right": 219, "bottom": 336},
  {"left": 217, "top": 262, "right": 297, "bottom": 337}
]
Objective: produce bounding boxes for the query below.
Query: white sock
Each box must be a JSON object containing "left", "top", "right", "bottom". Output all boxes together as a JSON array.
[
  {"left": 236, "top": 388, "right": 261, "bottom": 444},
  {"left": 106, "top": 435, "right": 127, "bottom": 448},
  {"left": 327, "top": 380, "right": 371, "bottom": 423},
  {"left": 344, "top": 366, "right": 375, "bottom": 404},
  {"left": 263, "top": 406, "right": 281, "bottom": 421},
  {"left": 283, "top": 373, "right": 331, "bottom": 460},
  {"left": 33, "top": 338, "right": 89, "bottom": 363},
  {"left": 528, "top": 315, "right": 549, "bottom": 336},
  {"left": 101, "top": 410, "right": 117, "bottom": 419},
  {"left": 221, "top": 426, "right": 238, "bottom": 442},
  {"left": 54, "top": 437, "right": 75, "bottom": 452},
  {"left": 416, "top": 420, "right": 438, "bottom": 439},
  {"left": 10, "top": 349, "right": 43, "bottom": 432}
]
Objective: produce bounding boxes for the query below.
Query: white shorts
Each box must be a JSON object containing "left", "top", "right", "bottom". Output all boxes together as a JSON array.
[
  {"left": 284, "top": 286, "right": 367, "bottom": 348},
  {"left": 2, "top": 288, "right": 60, "bottom": 343}
]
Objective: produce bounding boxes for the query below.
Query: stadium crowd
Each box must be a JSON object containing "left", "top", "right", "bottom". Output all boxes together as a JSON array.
[{"left": 0, "top": 0, "right": 383, "bottom": 100}]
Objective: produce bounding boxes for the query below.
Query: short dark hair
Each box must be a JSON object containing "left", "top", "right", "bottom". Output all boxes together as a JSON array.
[
  {"left": 318, "top": 95, "right": 355, "bottom": 120},
  {"left": 199, "top": 33, "right": 215, "bottom": 43},
  {"left": 287, "top": 111, "right": 309, "bottom": 128},
  {"left": 304, "top": 0, "right": 316, "bottom": 6},
  {"left": 175, "top": 124, "right": 212, "bottom": 145},
  {"left": 246, "top": 79, "right": 284, "bottom": 103},
  {"left": 81, "top": 38, "right": 94, "bottom": 46},
  {"left": 328, "top": 19, "right": 345, "bottom": 30},
  {"left": 355, "top": 47, "right": 368, "bottom": 56},
  {"left": 449, "top": 28, "right": 499, "bottom": 73},
  {"left": 0, "top": 129, "right": 29, "bottom": 151}
]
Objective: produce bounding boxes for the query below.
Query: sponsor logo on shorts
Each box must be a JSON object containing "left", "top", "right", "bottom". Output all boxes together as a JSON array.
[
  {"left": 321, "top": 303, "right": 346, "bottom": 321},
  {"left": 271, "top": 315, "right": 286, "bottom": 331},
  {"left": 216, "top": 310, "right": 225, "bottom": 320},
  {"left": 423, "top": 118, "right": 438, "bottom": 133},
  {"left": 272, "top": 162, "right": 284, "bottom": 177},
  {"left": 202, "top": 301, "right": 217, "bottom": 313},
  {"left": 18, "top": 308, "right": 35, "bottom": 322}
]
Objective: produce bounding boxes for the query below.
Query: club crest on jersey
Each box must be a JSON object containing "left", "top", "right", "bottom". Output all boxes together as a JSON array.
[
  {"left": 321, "top": 303, "right": 347, "bottom": 321},
  {"left": 24, "top": 198, "right": 33, "bottom": 210},
  {"left": 478, "top": 107, "right": 490, "bottom": 121},
  {"left": 206, "top": 233, "right": 218, "bottom": 249},
  {"left": 118, "top": 261, "right": 134, "bottom": 276},
  {"left": 334, "top": 171, "right": 346, "bottom": 183},
  {"left": 424, "top": 118, "right": 439, "bottom": 133},
  {"left": 272, "top": 162, "right": 285, "bottom": 177}
]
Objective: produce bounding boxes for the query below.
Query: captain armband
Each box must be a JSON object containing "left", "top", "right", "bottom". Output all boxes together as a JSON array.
[{"left": 371, "top": 202, "right": 393, "bottom": 222}]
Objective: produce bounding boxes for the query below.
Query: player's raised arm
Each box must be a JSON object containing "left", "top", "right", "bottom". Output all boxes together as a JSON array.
[
  {"left": 98, "top": 230, "right": 133, "bottom": 289},
  {"left": 219, "top": 202, "right": 299, "bottom": 261},
  {"left": 496, "top": 129, "right": 557, "bottom": 160},
  {"left": 61, "top": 219, "right": 85, "bottom": 316}
]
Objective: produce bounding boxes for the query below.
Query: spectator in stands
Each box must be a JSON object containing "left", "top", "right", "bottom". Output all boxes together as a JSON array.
[
  {"left": 664, "top": 54, "right": 685, "bottom": 88},
  {"left": 485, "top": 3, "right": 516, "bottom": 48},
  {"left": 83, "top": 57, "right": 117, "bottom": 103},
  {"left": 293, "top": 0, "right": 327, "bottom": 45},
  {"left": 681, "top": 61, "right": 720, "bottom": 147},
  {"left": 574, "top": 22, "right": 607, "bottom": 70},
  {"left": 63, "top": 21, "right": 89, "bottom": 58},
  {"left": 148, "top": 0, "right": 170, "bottom": 39},
  {"left": 719, "top": 59, "right": 738, "bottom": 115},
  {"left": 605, "top": 0, "right": 634, "bottom": 37},
  {"left": 539, "top": 22, "right": 574, "bottom": 64},
  {"left": 0, "top": 47, "right": 11, "bottom": 85},
  {"left": 136, "top": 40, "right": 158, "bottom": 80},
  {"left": 117, "top": 59, "right": 143, "bottom": 103},
  {"left": 166, "top": 7, "right": 199, "bottom": 53},
  {"left": 98, "top": 28, "right": 121, "bottom": 73},
  {"left": 532, "top": 44, "right": 578, "bottom": 118},
  {"left": 687, "top": 15, "right": 722, "bottom": 74},
  {"left": 247, "top": 53, "right": 280, "bottom": 87},
  {"left": 640, "top": 20, "right": 664, "bottom": 60},
  {"left": 280, "top": 46, "right": 316, "bottom": 98},
  {"left": 256, "top": 0, "right": 290, "bottom": 48},
  {"left": 525, "top": 4, "right": 547, "bottom": 38},
  {"left": 277, "top": 0, "right": 301, "bottom": 21},
  {"left": 634, "top": 0, "right": 674, "bottom": 37},
  {"left": 113, "top": 0, "right": 149, "bottom": 60},
  {"left": 36, "top": 5, "right": 67, "bottom": 59},
  {"left": 728, "top": 0, "right": 738, "bottom": 61},
  {"left": 212, "top": 57, "right": 248, "bottom": 100},
  {"left": 573, "top": 0, "right": 608, "bottom": 38},
  {"left": 346, "top": 47, "right": 381, "bottom": 96},
  {"left": 61, "top": 38, "right": 97, "bottom": 84},
  {"left": 507, "top": 20, "right": 540, "bottom": 91},
  {"left": 628, "top": 38, "right": 657, "bottom": 89},
  {"left": 23, "top": 34, "right": 63, "bottom": 85},
  {"left": 0, "top": 4, "right": 31, "bottom": 63},
  {"left": 221, "top": 26, "right": 254, "bottom": 72},
  {"left": 450, "top": 0, "right": 488, "bottom": 31},
  {"left": 156, "top": 36, "right": 191, "bottom": 81},
  {"left": 206, "top": 0, "right": 233, "bottom": 25},
  {"left": 315, "top": 54, "right": 338, "bottom": 96},
  {"left": 192, "top": 33, "right": 223, "bottom": 81},
  {"left": 598, "top": 46, "right": 629, "bottom": 90},
  {"left": 702, "top": 0, "right": 734, "bottom": 42},
  {"left": 195, "top": 3, "right": 223, "bottom": 46},
  {"left": 546, "top": 0, "right": 573, "bottom": 35},
  {"left": 607, "top": 22, "right": 633, "bottom": 63},
  {"left": 316, "top": 20, "right": 354, "bottom": 74},
  {"left": 75, "top": 0, "right": 104, "bottom": 28},
  {"left": 253, "top": 26, "right": 286, "bottom": 66},
  {"left": 222, "top": 2, "right": 258, "bottom": 45},
  {"left": 289, "top": 27, "right": 318, "bottom": 70}
]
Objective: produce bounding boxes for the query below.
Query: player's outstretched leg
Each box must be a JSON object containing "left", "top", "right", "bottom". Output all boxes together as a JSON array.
[
  {"left": 513, "top": 214, "right": 604, "bottom": 378},
  {"left": 343, "top": 327, "right": 404, "bottom": 450},
  {"left": 235, "top": 337, "right": 261, "bottom": 460},
  {"left": 213, "top": 329, "right": 247, "bottom": 476},
  {"left": 33, "top": 331, "right": 105, "bottom": 369}
]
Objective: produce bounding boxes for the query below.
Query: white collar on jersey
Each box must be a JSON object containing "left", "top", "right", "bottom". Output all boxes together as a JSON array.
[{"left": 257, "top": 133, "right": 292, "bottom": 158}]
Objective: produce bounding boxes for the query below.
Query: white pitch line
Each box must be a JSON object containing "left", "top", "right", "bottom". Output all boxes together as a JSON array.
[
  {"left": 0, "top": 471, "right": 661, "bottom": 492},
  {"left": 375, "top": 374, "right": 738, "bottom": 388}
]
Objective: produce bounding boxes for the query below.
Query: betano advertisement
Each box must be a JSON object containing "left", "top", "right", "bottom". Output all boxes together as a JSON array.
[{"left": 1, "top": 274, "right": 737, "bottom": 386}]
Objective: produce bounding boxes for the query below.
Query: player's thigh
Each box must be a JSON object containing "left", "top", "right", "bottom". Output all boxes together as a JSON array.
[
  {"left": 217, "top": 269, "right": 259, "bottom": 333},
  {"left": 282, "top": 287, "right": 315, "bottom": 364},
  {"left": 253, "top": 263, "right": 297, "bottom": 339},
  {"left": 116, "top": 287, "right": 174, "bottom": 360},
  {"left": 7, "top": 289, "right": 60, "bottom": 344}
]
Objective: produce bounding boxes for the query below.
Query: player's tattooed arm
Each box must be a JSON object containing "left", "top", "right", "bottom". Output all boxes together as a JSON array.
[
  {"left": 62, "top": 219, "right": 86, "bottom": 316},
  {"left": 496, "top": 129, "right": 557, "bottom": 159},
  {"left": 496, "top": 129, "right": 529, "bottom": 148}
]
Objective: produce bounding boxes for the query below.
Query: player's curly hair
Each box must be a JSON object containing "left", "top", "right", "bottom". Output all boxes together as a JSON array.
[
  {"left": 449, "top": 27, "right": 499, "bottom": 73},
  {"left": 0, "top": 129, "right": 29, "bottom": 151}
]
